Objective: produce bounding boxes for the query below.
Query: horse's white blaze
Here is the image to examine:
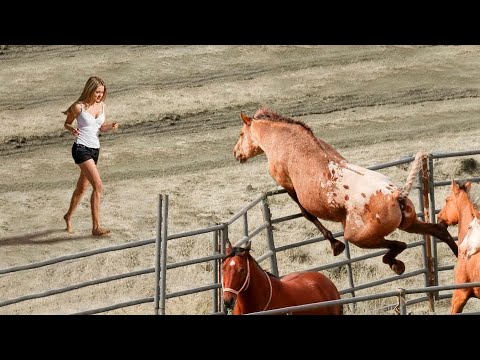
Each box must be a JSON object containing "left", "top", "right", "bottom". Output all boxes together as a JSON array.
[
  {"left": 229, "top": 259, "right": 236, "bottom": 266},
  {"left": 327, "top": 161, "right": 397, "bottom": 211},
  {"left": 460, "top": 218, "right": 480, "bottom": 259}
]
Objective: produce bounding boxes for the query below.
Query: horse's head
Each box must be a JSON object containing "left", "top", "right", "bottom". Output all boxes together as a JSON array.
[
  {"left": 437, "top": 180, "right": 472, "bottom": 226},
  {"left": 233, "top": 112, "right": 264, "bottom": 163},
  {"left": 221, "top": 239, "right": 252, "bottom": 314},
  {"left": 459, "top": 216, "right": 480, "bottom": 259}
]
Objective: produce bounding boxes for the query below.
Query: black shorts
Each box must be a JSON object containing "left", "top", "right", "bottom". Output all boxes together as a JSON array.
[{"left": 72, "top": 143, "right": 100, "bottom": 165}]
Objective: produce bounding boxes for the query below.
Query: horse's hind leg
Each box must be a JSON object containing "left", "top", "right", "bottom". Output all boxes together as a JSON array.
[
  {"left": 401, "top": 220, "right": 458, "bottom": 257},
  {"left": 287, "top": 191, "right": 345, "bottom": 256},
  {"left": 398, "top": 198, "right": 458, "bottom": 257},
  {"left": 380, "top": 239, "right": 408, "bottom": 275}
]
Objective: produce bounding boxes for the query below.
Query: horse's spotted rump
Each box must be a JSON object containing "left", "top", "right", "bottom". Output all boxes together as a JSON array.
[{"left": 327, "top": 161, "right": 396, "bottom": 211}]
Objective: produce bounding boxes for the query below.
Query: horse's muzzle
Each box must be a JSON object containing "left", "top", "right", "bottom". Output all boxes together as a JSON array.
[
  {"left": 223, "top": 298, "right": 235, "bottom": 314},
  {"left": 234, "top": 154, "right": 247, "bottom": 163},
  {"left": 437, "top": 219, "right": 448, "bottom": 228},
  {"left": 233, "top": 149, "right": 247, "bottom": 163}
]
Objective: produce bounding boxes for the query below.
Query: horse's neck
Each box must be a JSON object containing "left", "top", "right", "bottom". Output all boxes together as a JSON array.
[
  {"left": 236, "top": 260, "right": 275, "bottom": 314},
  {"left": 253, "top": 121, "right": 344, "bottom": 163},
  {"left": 457, "top": 201, "right": 477, "bottom": 242}
]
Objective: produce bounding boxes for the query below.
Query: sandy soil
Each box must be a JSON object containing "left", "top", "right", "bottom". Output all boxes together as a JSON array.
[{"left": 1, "top": 45, "right": 479, "bottom": 314}]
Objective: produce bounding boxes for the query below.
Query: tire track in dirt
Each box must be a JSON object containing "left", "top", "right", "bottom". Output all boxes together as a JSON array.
[
  {"left": 0, "top": 50, "right": 383, "bottom": 111},
  {"left": 1, "top": 87, "right": 478, "bottom": 156}
]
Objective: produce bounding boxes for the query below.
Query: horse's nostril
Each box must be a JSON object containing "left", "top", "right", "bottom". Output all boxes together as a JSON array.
[{"left": 223, "top": 298, "right": 235, "bottom": 312}]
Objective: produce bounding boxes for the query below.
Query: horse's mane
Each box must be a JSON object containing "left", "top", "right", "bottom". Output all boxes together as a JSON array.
[
  {"left": 246, "top": 251, "right": 279, "bottom": 279},
  {"left": 253, "top": 108, "right": 313, "bottom": 134},
  {"left": 253, "top": 108, "right": 345, "bottom": 161},
  {"left": 226, "top": 245, "right": 280, "bottom": 279},
  {"left": 459, "top": 181, "right": 480, "bottom": 210}
]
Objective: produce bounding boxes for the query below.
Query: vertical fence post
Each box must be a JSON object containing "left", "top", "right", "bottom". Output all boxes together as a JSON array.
[
  {"left": 153, "top": 194, "right": 163, "bottom": 315},
  {"left": 212, "top": 229, "right": 219, "bottom": 314},
  {"left": 427, "top": 155, "right": 440, "bottom": 299},
  {"left": 219, "top": 224, "right": 229, "bottom": 314},
  {"left": 397, "top": 288, "right": 407, "bottom": 315},
  {"left": 159, "top": 194, "right": 169, "bottom": 315},
  {"left": 420, "top": 157, "right": 435, "bottom": 311},
  {"left": 243, "top": 213, "right": 249, "bottom": 238},
  {"left": 343, "top": 240, "right": 356, "bottom": 313},
  {"left": 262, "top": 196, "right": 279, "bottom": 277},
  {"left": 417, "top": 168, "right": 427, "bottom": 286},
  {"left": 217, "top": 228, "right": 223, "bottom": 312}
]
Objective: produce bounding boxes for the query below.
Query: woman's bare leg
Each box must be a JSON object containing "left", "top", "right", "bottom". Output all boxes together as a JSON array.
[
  {"left": 78, "top": 159, "right": 110, "bottom": 236},
  {"left": 64, "top": 172, "right": 90, "bottom": 233}
]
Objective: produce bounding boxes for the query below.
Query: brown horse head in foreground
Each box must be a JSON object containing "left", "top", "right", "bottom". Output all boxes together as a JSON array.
[
  {"left": 222, "top": 240, "right": 342, "bottom": 315},
  {"left": 233, "top": 108, "right": 457, "bottom": 275},
  {"left": 437, "top": 180, "right": 480, "bottom": 313}
]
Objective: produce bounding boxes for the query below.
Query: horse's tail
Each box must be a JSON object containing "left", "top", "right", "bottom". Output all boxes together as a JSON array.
[{"left": 397, "top": 151, "right": 427, "bottom": 200}]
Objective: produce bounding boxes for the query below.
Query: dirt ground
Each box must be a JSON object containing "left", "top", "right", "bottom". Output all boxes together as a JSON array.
[{"left": 1, "top": 45, "right": 480, "bottom": 314}]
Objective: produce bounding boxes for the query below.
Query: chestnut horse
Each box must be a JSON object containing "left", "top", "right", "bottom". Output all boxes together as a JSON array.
[
  {"left": 222, "top": 240, "right": 342, "bottom": 315},
  {"left": 233, "top": 108, "right": 457, "bottom": 275},
  {"left": 437, "top": 180, "right": 480, "bottom": 313}
]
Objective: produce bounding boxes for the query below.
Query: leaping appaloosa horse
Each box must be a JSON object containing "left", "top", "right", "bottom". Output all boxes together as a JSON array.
[{"left": 233, "top": 108, "right": 457, "bottom": 275}]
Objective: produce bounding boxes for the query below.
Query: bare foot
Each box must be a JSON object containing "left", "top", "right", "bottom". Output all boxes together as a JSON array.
[
  {"left": 64, "top": 214, "right": 73, "bottom": 233},
  {"left": 92, "top": 227, "right": 111, "bottom": 236}
]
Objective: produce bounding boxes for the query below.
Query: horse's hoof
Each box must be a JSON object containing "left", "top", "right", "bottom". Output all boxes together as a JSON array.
[
  {"left": 391, "top": 261, "right": 405, "bottom": 275},
  {"left": 332, "top": 241, "right": 345, "bottom": 256}
]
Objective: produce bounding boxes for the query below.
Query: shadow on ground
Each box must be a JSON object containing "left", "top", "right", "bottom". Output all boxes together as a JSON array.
[{"left": 0, "top": 229, "right": 105, "bottom": 246}]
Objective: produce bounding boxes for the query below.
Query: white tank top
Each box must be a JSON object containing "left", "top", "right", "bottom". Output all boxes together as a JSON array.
[{"left": 75, "top": 103, "right": 105, "bottom": 149}]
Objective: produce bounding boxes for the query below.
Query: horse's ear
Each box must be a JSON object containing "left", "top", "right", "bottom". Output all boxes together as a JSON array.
[
  {"left": 240, "top": 112, "right": 252, "bottom": 126},
  {"left": 465, "top": 181, "right": 472, "bottom": 192},
  {"left": 244, "top": 240, "right": 252, "bottom": 252},
  {"left": 225, "top": 239, "right": 233, "bottom": 255},
  {"left": 452, "top": 179, "right": 460, "bottom": 194}
]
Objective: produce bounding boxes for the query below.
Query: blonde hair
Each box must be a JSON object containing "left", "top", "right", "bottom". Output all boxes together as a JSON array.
[{"left": 63, "top": 76, "right": 107, "bottom": 115}]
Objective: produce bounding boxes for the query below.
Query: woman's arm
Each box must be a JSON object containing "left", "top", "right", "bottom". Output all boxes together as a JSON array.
[
  {"left": 100, "top": 121, "right": 119, "bottom": 132},
  {"left": 99, "top": 104, "right": 119, "bottom": 132},
  {"left": 64, "top": 103, "right": 82, "bottom": 136}
]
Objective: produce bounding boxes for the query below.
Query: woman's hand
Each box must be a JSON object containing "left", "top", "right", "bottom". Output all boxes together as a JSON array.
[{"left": 71, "top": 128, "right": 80, "bottom": 137}]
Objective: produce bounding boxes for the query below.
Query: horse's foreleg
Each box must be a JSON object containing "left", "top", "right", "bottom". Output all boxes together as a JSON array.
[
  {"left": 287, "top": 191, "right": 345, "bottom": 256},
  {"left": 401, "top": 220, "right": 458, "bottom": 258},
  {"left": 310, "top": 216, "right": 345, "bottom": 256},
  {"left": 450, "top": 289, "right": 469, "bottom": 314}
]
